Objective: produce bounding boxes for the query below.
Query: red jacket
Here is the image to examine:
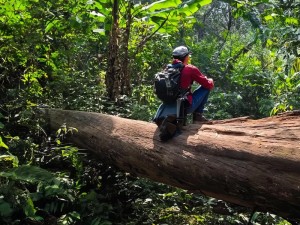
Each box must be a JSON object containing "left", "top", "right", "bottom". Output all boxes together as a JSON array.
[{"left": 172, "top": 59, "right": 214, "bottom": 104}]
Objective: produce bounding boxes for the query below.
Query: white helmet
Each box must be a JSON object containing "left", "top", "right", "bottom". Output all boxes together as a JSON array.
[{"left": 172, "top": 46, "right": 191, "bottom": 58}]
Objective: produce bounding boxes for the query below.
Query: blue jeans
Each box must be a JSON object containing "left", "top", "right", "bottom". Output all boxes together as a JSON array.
[
  {"left": 153, "top": 86, "right": 210, "bottom": 122},
  {"left": 186, "top": 86, "right": 210, "bottom": 114}
]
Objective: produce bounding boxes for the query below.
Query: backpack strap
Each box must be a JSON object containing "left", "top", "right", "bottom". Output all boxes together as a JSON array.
[{"left": 167, "top": 62, "right": 184, "bottom": 70}]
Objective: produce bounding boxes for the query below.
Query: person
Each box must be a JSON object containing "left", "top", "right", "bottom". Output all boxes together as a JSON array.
[
  {"left": 172, "top": 45, "right": 214, "bottom": 122},
  {"left": 154, "top": 46, "right": 214, "bottom": 126}
]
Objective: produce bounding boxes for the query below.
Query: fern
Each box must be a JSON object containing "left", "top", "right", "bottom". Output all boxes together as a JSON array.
[{"left": 0, "top": 165, "right": 58, "bottom": 184}]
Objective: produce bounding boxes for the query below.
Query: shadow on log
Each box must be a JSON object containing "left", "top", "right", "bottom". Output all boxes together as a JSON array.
[{"left": 41, "top": 108, "right": 300, "bottom": 222}]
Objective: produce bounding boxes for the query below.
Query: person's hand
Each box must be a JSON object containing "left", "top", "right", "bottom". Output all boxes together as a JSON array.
[{"left": 208, "top": 78, "right": 214, "bottom": 89}]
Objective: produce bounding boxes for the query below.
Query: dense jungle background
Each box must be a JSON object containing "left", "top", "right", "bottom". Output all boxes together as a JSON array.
[{"left": 0, "top": 0, "right": 299, "bottom": 224}]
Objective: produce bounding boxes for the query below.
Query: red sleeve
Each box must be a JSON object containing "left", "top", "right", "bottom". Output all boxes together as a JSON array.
[{"left": 186, "top": 65, "right": 214, "bottom": 90}]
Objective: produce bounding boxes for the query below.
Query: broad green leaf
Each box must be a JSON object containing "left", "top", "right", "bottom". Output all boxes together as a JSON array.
[
  {"left": 0, "top": 122, "right": 4, "bottom": 129},
  {"left": 87, "top": 1, "right": 111, "bottom": 16},
  {"left": 199, "top": 0, "right": 212, "bottom": 7},
  {"left": 154, "top": 24, "right": 179, "bottom": 34},
  {"left": 143, "top": 0, "right": 181, "bottom": 12},
  {"left": 0, "top": 201, "right": 13, "bottom": 217},
  {"left": 150, "top": 15, "right": 169, "bottom": 24},
  {"left": 45, "top": 184, "right": 60, "bottom": 197},
  {"left": 151, "top": 9, "right": 174, "bottom": 19},
  {"left": 177, "top": 0, "right": 203, "bottom": 16}
]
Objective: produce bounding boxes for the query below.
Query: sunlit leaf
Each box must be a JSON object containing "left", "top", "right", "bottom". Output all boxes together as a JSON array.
[
  {"left": 143, "top": 0, "right": 181, "bottom": 12},
  {"left": 45, "top": 20, "right": 60, "bottom": 33},
  {"left": 51, "top": 51, "right": 59, "bottom": 59},
  {"left": 0, "top": 155, "right": 18, "bottom": 167},
  {"left": 285, "top": 17, "right": 299, "bottom": 25},
  {"left": 264, "top": 15, "right": 273, "bottom": 21},
  {"left": 266, "top": 39, "right": 273, "bottom": 47},
  {"left": 177, "top": 0, "right": 201, "bottom": 16},
  {"left": 0, "top": 137, "right": 8, "bottom": 149},
  {"left": 89, "top": 11, "right": 106, "bottom": 22},
  {"left": 199, "top": 0, "right": 212, "bottom": 7}
]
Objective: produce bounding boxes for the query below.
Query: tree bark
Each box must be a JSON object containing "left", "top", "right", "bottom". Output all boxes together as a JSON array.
[
  {"left": 42, "top": 109, "right": 300, "bottom": 221},
  {"left": 119, "top": 1, "right": 133, "bottom": 96},
  {"left": 105, "top": 0, "right": 121, "bottom": 101}
]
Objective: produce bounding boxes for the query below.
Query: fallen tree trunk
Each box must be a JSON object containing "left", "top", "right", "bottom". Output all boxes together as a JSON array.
[{"left": 42, "top": 108, "right": 300, "bottom": 221}]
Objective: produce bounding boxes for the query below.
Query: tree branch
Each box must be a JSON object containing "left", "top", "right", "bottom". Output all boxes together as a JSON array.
[{"left": 133, "top": 15, "right": 169, "bottom": 56}]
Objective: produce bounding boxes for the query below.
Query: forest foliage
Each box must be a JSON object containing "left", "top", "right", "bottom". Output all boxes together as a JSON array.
[{"left": 0, "top": 0, "right": 299, "bottom": 224}]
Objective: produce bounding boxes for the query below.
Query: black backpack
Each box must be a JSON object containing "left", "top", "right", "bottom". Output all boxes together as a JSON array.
[{"left": 154, "top": 64, "right": 185, "bottom": 104}]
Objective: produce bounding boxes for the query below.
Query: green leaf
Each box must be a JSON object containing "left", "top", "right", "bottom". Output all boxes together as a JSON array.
[
  {"left": 266, "top": 38, "right": 273, "bottom": 47},
  {"left": 45, "top": 20, "right": 60, "bottom": 33},
  {"left": 45, "top": 184, "right": 60, "bottom": 197},
  {"left": 0, "top": 201, "right": 13, "bottom": 217},
  {"left": 24, "top": 197, "right": 36, "bottom": 217},
  {"left": 69, "top": 211, "right": 81, "bottom": 219},
  {"left": 90, "top": 11, "right": 106, "bottom": 22},
  {"left": 199, "top": 0, "right": 212, "bottom": 7},
  {"left": 177, "top": 0, "right": 203, "bottom": 16},
  {"left": 0, "top": 155, "right": 18, "bottom": 167},
  {"left": 51, "top": 51, "right": 59, "bottom": 59},
  {"left": 264, "top": 14, "right": 278, "bottom": 21},
  {"left": 150, "top": 15, "right": 168, "bottom": 24},
  {"left": 0, "top": 137, "right": 8, "bottom": 149},
  {"left": 143, "top": 0, "right": 181, "bottom": 12},
  {"left": 285, "top": 17, "right": 299, "bottom": 25},
  {"left": 0, "top": 165, "right": 58, "bottom": 184}
]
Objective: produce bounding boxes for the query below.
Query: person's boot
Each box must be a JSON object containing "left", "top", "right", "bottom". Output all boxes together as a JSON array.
[
  {"left": 193, "top": 112, "right": 210, "bottom": 123},
  {"left": 159, "top": 115, "right": 177, "bottom": 141}
]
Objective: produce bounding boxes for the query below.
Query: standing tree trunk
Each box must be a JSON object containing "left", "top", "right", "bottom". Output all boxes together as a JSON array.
[
  {"left": 42, "top": 108, "right": 300, "bottom": 222},
  {"left": 106, "top": 0, "right": 133, "bottom": 102},
  {"left": 106, "top": 0, "right": 121, "bottom": 101},
  {"left": 119, "top": 1, "right": 133, "bottom": 96}
]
